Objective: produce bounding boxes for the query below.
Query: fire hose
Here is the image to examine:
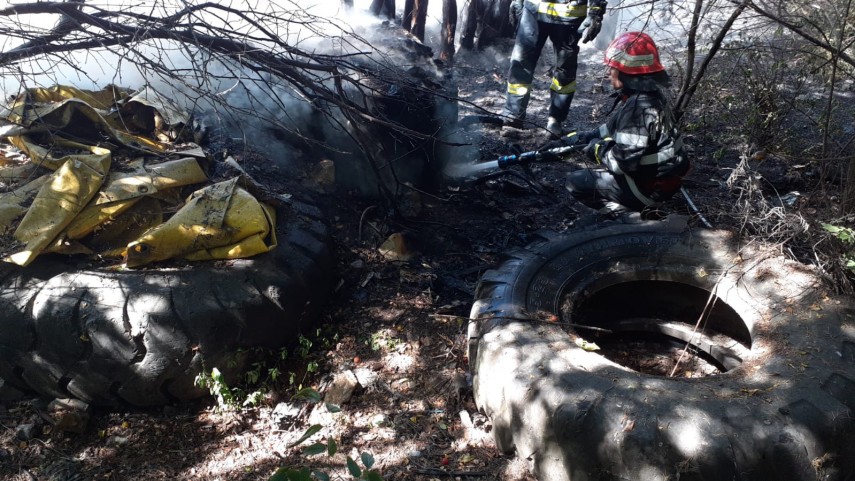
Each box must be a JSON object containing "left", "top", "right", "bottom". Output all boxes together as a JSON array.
[
  {"left": 479, "top": 145, "right": 713, "bottom": 228},
  {"left": 494, "top": 144, "right": 582, "bottom": 169}
]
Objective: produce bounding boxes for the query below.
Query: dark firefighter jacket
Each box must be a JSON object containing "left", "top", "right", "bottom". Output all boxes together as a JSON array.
[
  {"left": 531, "top": 0, "right": 607, "bottom": 25},
  {"left": 587, "top": 89, "right": 689, "bottom": 203}
]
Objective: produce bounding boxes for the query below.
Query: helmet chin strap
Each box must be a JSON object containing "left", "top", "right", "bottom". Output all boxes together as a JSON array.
[{"left": 604, "top": 90, "right": 625, "bottom": 116}]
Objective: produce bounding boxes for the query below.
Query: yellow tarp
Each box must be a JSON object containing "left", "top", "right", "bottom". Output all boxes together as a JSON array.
[
  {"left": 0, "top": 85, "right": 277, "bottom": 268},
  {"left": 125, "top": 178, "right": 277, "bottom": 268}
]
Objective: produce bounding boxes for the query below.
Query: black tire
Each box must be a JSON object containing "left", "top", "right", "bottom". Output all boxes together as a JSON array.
[
  {"left": 0, "top": 195, "right": 335, "bottom": 407},
  {"left": 468, "top": 216, "right": 855, "bottom": 481}
]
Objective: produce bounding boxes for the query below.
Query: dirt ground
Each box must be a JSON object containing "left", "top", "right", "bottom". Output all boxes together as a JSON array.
[{"left": 0, "top": 34, "right": 804, "bottom": 481}]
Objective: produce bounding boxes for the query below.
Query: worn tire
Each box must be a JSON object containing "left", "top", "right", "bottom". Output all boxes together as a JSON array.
[
  {"left": 468, "top": 216, "right": 855, "bottom": 481},
  {"left": 0, "top": 195, "right": 335, "bottom": 407}
]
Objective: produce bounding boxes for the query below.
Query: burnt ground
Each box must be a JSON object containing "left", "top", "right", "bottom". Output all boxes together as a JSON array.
[{"left": 0, "top": 36, "right": 841, "bottom": 481}]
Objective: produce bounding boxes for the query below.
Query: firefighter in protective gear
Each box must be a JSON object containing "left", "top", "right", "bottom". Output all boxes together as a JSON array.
[
  {"left": 503, "top": 0, "right": 607, "bottom": 137},
  {"left": 544, "top": 32, "right": 689, "bottom": 216}
]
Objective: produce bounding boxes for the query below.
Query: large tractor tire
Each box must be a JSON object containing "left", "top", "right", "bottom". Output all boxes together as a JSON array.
[
  {"left": 0, "top": 195, "right": 335, "bottom": 408},
  {"left": 468, "top": 216, "right": 855, "bottom": 481}
]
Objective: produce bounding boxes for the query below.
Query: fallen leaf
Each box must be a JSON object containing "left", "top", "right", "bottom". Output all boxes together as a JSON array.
[{"left": 575, "top": 337, "right": 600, "bottom": 351}]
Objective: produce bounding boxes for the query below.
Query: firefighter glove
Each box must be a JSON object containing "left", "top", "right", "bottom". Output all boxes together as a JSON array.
[
  {"left": 509, "top": 0, "right": 524, "bottom": 30},
  {"left": 542, "top": 131, "right": 590, "bottom": 151},
  {"left": 581, "top": 1, "right": 606, "bottom": 43},
  {"left": 583, "top": 137, "right": 612, "bottom": 164}
]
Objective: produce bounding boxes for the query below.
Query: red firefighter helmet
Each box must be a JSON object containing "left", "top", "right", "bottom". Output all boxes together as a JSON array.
[{"left": 604, "top": 32, "right": 664, "bottom": 75}]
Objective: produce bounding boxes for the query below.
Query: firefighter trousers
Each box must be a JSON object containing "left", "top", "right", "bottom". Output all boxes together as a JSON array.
[
  {"left": 565, "top": 168, "right": 683, "bottom": 213},
  {"left": 503, "top": 6, "right": 583, "bottom": 123}
]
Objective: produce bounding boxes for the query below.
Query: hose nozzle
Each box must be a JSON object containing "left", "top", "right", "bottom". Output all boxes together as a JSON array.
[{"left": 497, "top": 151, "right": 540, "bottom": 169}]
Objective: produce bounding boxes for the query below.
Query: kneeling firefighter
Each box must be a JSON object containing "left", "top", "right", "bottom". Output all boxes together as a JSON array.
[{"left": 543, "top": 31, "right": 690, "bottom": 216}]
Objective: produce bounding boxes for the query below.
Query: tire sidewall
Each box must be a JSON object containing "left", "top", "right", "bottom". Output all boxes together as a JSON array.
[{"left": 469, "top": 218, "right": 855, "bottom": 481}]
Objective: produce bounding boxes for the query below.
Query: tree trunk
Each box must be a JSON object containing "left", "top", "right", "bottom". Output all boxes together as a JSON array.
[
  {"left": 458, "top": 0, "right": 514, "bottom": 50},
  {"left": 370, "top": 0, "right": 395, "bottom": 19},
  {"left": 439, "top": 0, "right": 457, "bottom": 64},
  {"left": 459, "top": 0, "right": 478, "bottom": 50},
  {"left": 402, "top": 0, "right": 428, "bottom": 41},
  {"left": 674, "top": 1, "right": 746, "bottom": 121}
]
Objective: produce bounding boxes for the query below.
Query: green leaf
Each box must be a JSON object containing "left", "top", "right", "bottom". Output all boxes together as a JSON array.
[
  {"left": 327, "top": 438, "right": 338, "bottom": 456},
  {"left": 823, "top": 223, "right": 855, "bottom": 244},
  {"left": 312, "top": 472, "right": 331, "bottom": 481},
  {"left": 360, "top": 452, "right": 375, "bottom": 469},
  {"left": 288, "top": 468, "right": 313, "bottom": 481},
  {"left": 346, "top": 457, "right": 362, "bottom": 478},
  {"left": 363, "top": 471, "right": 384, "bottom": 481},
  {"left": 268, "top": 467, "right": 290, "bottom": 481},
  {"left": 302, "top": 442, "right": 327, "bottom": 456},
  {"left": 325, "top": 403, "right": 341, "bottom": 413},
  {"left": 268, "top": 468, "right": 312, "bottom": 481},
  {"left": 292, "top": 387, "right": 322, "bottom": 403},
  {"left": 288, "top": 424, "right": 322, "bottom": 447}
]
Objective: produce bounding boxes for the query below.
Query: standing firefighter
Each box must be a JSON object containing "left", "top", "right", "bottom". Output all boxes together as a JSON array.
[
  {"left": 544, "top": 32, "right": 689, "bottom": 217},
  {"left": 504, "top": 0, "right": 607, "bottom": 137}
]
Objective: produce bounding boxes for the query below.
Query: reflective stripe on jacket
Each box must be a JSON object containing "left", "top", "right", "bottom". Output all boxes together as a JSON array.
[
  {"left": 590, "top": 90, "right": 688, "bottom": 186},
  {"left": 526, "top": 0, "right": 606, "bottom": 24}
]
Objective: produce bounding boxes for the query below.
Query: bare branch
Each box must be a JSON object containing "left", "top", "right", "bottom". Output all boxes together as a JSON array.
[{"left": 740, "top": 0, "right": 855, "bottom": 68}]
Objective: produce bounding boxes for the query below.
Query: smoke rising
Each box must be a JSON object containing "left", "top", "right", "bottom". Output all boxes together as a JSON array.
[{"left": 0, "top": 0, "right": 455, "bottom": 185}]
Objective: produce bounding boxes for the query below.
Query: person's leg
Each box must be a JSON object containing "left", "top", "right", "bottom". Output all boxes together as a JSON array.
[
  {"left": 566, "top": 169, "right": 647, "bottom": 212},
  {"left": 547, "top": 23, "right": 582, "bottom": 125},
  {"left": 502, "top": 8, "right": 548, "bottom": 125}
]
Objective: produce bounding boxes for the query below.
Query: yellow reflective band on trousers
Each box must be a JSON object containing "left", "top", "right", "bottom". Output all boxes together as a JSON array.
[
  {"left": 550, "top": 78, "right": 577, "bottom": 94},
  {"left": 537, "top": 2, "right": 587, "bottom": 19},
  {"left": 508, "top": 83, "right": 531, "bottom": 95}
]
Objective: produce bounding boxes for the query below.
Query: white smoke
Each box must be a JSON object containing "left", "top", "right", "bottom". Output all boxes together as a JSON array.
[{"left": 0, "top": 1, "right": 435, "bottom": 173}]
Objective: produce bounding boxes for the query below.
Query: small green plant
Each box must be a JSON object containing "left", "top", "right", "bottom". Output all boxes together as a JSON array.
[
  {"left": 823, "top": 223, "right": 855, "bottom": 274},
  {"left": 269, "top": 388, "right": 382, "bottom": 481},
  {"left": 195, "top": 326, "right": 341, "bottom": 409},
  {"left": 366, "top": 330, "right": 401, "bottom": 352},
  {"left": 194, "top": 367, "right": 237, "bottom": 409},
  {"left": 194, "top": 367, "right": 265, "bottom": 410},
  {"left": 297, "top": 335, "right": 313, "bottom": 358}
]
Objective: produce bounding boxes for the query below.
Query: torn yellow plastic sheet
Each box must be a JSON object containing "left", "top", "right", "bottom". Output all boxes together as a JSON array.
[
  {"left": 0, "top": 174, "right": 50, "bottom": 234},
  {"left": 122, "top": 86, "right": 191, "bottom": 141},
  {"left": 125, "top": 178, "right": 276, "bottom": 268},
  {"left": 6, "top": 86, "right": 169, "bottom": 167},
  {"left": 48, "top": 196, "right": 166, "bottom": 257},
  {"left": 7, "top": 85, "right": 124, "bottom": 114},
  {"left": 7, "top": 146, "right": 111, "bottom": 266},
  {"left": 88, "top": 197, "right": 165, "bottom": 257},
  {"left": 2, "top": 85, "right": 277, "bottom": 267},
  {"left": 63, "top": 156, "right": 208, "bottom": 240}
]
